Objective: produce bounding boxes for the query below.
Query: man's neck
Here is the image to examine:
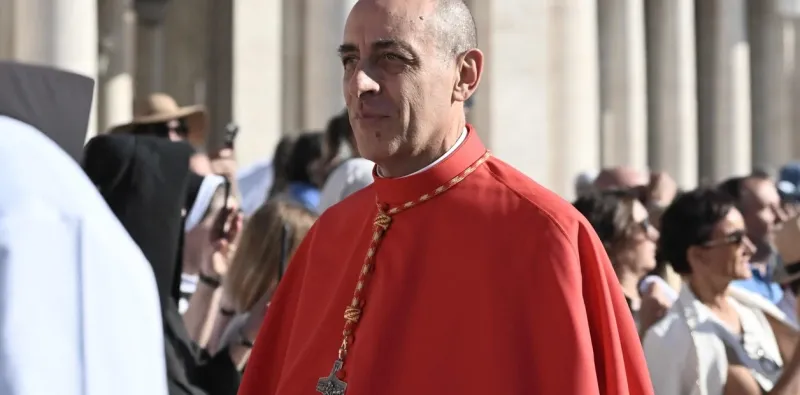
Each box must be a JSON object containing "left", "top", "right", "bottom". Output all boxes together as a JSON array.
[{"left": 377, "top": 122, "right": 465, "bottom": 178}]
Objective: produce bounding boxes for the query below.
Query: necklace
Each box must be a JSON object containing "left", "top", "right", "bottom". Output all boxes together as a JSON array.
[{"left": 315, "top": 151, "right": 491, "bottom": 395}]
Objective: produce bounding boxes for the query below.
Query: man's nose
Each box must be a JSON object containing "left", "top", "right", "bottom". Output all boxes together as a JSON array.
[
  {"left": 774, "top": 205, "right": 789, "bottom": 224},
  {"left": 350, "top": 68, "right": 380, "bottom": 98}
]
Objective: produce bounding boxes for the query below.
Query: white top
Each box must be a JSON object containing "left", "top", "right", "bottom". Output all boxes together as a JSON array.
[
  {"left": 236, "top": 158, "right": 274, "bottom": 216},
  {"left": 179, "top": 273, "right": 199, "bottom": 315},
  {"left": 0, "top": 116, "right": 168, "bottom": 395},
  {"left": 185, "top": 174, "right": 225, "bottom": 231},
  {"left": 318, "top": 157, "right": 375, "bottom": 213},
  {"left": 644, "top": 284, "right": 792, "bottom": 395},
  {"left": 639, "top": 275, "right": 680, "bottom": 303}
]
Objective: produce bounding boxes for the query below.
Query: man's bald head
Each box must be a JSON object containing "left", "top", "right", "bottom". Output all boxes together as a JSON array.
[
  {"left": 719, "top": 174, "right": 786, "bottom": 260},
  {"left": 593, "top": 166, "right": 649, "bottom": 191},
  {"left": 352, "top": 0, "right": 476, "bottom": 59},
  {"left": 428, "top": 0, "right": 478, "bottom": 59}
]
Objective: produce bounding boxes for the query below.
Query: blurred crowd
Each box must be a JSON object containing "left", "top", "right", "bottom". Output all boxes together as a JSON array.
[
  {"left": 575, "top": 163, "right": 800, "bottom": 394},
  {"left": 102, "top": 88, "right": 800, "bottom": 394},
  {"left": 7, "top": 41, "right": 800, "bottom": 393}
]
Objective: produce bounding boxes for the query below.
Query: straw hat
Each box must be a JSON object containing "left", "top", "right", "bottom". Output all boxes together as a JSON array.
[{"left": 109, "top": 93, "right": 207, "bottom": 146}]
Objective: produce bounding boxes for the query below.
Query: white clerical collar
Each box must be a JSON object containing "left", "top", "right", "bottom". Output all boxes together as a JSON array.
[{"left": 377, "top": 127, "right": 468, "bottom": 179}]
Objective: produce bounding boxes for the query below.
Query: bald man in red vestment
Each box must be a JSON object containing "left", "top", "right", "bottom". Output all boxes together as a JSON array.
[{"left": 238, "top": 0, "right": 654, "bottom": 394}]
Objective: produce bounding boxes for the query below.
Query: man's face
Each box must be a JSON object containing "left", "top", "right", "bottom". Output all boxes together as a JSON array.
[
  {"left": 340, "top": 0, "right": 456, "bottom": 164},
  {"left": 740, "top": 178, "right": 787, "bottom": 253}
]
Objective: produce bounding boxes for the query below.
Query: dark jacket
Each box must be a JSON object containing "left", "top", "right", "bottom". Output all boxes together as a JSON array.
[{"left": 83, "top": 134, "right": 240, "bottom": 395}]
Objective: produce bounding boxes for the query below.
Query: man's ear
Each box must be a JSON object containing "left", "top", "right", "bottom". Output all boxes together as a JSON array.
[{"left": 453, "top": 48, "right": 483, "bottom": 103}]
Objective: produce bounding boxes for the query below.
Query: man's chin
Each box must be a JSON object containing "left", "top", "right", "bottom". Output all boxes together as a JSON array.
[
  {"left": 354, "top": 138, "right": 400, "bottom": 164},
  {"left": 358, "top": 148, "right": 393, "bottom": 169}
]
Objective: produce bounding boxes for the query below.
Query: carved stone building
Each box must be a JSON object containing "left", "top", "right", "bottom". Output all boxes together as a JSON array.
[{"left": 3, "top": 0, "right": 800, "bottom": 199}]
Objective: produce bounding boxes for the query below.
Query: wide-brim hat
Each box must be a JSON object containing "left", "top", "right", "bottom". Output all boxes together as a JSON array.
[{"left": 109, "top": 93, "right": 207, "bottom": 146}]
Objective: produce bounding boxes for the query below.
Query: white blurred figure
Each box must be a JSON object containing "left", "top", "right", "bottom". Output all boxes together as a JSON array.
[{"left": 0, "top": 62, "right": 167, "bottom": 395}]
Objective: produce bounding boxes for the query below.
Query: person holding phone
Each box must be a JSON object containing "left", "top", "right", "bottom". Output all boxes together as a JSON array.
[
  {"left": 181, "top": 174, "right": 244, "bottom": 344},
  {"left": 204, "top": 200, "right": 317, "bottom": 355},
  {"left": 84, "top": 133, "right": 257, "bottom": 395},
  {"left": 208, "top": 124, "right": 240, "bottom": 180}
]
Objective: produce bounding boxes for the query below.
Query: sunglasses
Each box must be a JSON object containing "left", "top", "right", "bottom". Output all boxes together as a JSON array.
[
  {"left": 625, "top": 185, "right": 651, "bottom": 207},
  {"left": 638, "top": 218, "right": 652, "bottom": 233},
  {"left": 701, "top": 229, "right": 747, "bottom": 248},
  {"left": 132, "top": 119, "right": 189, "bottom": 139}
]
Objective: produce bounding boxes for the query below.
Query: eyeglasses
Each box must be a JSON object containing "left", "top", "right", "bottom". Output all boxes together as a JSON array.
[
  {"left": 701, "top": 229, "right": 747, "bottom": 248},
  {"left": 638, "top": 218, "right": 652, "bottom": 233}
]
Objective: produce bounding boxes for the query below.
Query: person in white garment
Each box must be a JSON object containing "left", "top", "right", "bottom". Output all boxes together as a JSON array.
[
  {"left": 317, "top": 110, "right": 375, "bottom": 212},
  {"left": 0, "top": 62, "right": 167, "bottom": 395}
]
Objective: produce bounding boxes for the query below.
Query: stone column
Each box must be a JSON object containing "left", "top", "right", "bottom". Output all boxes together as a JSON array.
[
  {"left": 281, "top": 0, "right": 306, "bottom": 136},
  {"left": 0, "top": 0, "right": 14, "bottom": 59},
  {"left": 771, "top": 0, "right": 800, "bottom": 161},
  {"left": 205, "top": 0, "right": 283, "bottom": 168},
  {"left": 134, "top": 0, "right": 169, "bottom": 99},
  {"left": 470, "top": 0, "right": 600, "bottom": 201},
  {"left": 793, "top": 20, "right": 800, "bottom": 159},
  {"left": 696, "top": 0, "right": 752, "bottom": 182},
  {"left": 99, "top": 0, "right": 136, "bottom": 132},
  {"left": 598, "top": 0, "right": 648, "bottom": 171},
  {"left": 162, "top": 0, "right": 209, "bottom": 106},
  {"left": 302, "top": 0, "right": 358, "bottom": 130},
  {"left": 749, "top": 0, "right": 793, "bottom": 172},
  {"left": 645, "top": 0, "right": 698, "bottom": 189},
  {"left": 13, "top": 0, "right": 99, "bottom": 140}
]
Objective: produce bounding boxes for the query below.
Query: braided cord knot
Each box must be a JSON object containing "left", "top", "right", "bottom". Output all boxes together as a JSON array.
[{"left": 329, "top": 151, "right": 491, "bottom": 380}]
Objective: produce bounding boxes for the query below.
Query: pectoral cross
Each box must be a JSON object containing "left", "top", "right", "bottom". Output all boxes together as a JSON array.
[{"left": 316, "top": 359, "right": 348, "bottom": 395}]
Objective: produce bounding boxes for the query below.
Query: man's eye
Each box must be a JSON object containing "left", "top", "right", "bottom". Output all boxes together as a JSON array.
[
  {"left": 383, "top": 53, "right": 403, "bottom": 61},
  {"left": 341, "top": 56, "right": 357, "bottom": 66}
]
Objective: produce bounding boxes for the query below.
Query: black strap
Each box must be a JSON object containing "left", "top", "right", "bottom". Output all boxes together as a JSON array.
[
  {"left": 238, "top": 327, "right": 255, "bottom": 348},
  {"left": 278, "top": 222, "right": 293, "bottom": 283},
  {"left": 198, "top": 272, "right": 221, "bottom": 288}
]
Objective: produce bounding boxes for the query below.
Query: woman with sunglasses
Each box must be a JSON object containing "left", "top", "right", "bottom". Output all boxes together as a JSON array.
[
  {"left": 644, "top": 187, "right": 800, "bottom": 395},
  {"left": 574, "top": 189, "right": 667, "bottom": 334}
]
